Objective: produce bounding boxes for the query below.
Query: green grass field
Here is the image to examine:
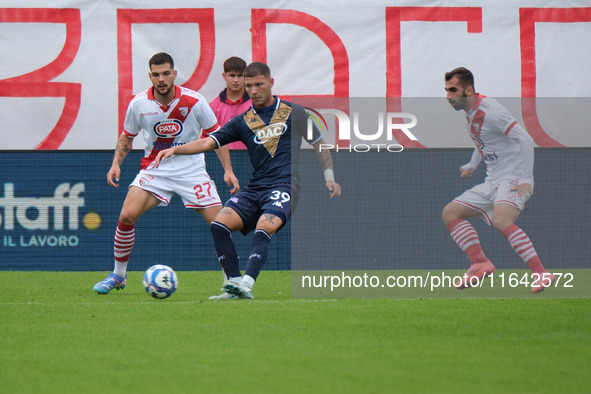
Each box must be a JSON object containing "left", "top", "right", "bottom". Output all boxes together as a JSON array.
[{"left": 1, "top": 270, "right": 589, "bottom": 393}]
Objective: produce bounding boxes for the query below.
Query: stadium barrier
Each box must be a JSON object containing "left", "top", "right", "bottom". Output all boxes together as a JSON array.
[{"left": 0, "top": 149, "right": 588, "bottom": 271}]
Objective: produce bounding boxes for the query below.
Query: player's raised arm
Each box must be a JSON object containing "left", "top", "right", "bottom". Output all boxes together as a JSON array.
[
  {"left": 312, "top": 138, "right": 341, "bottom": 198},
  {"left": 153, "top": 137, "right": 218, "bottom": 168}
]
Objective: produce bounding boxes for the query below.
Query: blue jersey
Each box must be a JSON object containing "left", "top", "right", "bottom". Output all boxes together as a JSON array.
[{"left": 209, "top": 97, "right": 321, "bottom": 188}]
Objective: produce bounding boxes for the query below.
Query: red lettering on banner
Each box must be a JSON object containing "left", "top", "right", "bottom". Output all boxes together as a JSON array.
[
  {"left": 0, "top": 8, "right": 81, "bottom": 149},
  {"left": 519, "top": 8, "right": 591, "bottom": 147},
  {"left": 251, "top": 9, "right": 349, "bottom": 98},
  {"left": 385, "top": 7, "right": 482, "bottom": 148},
  {"left": 251, "top": 9, "right": 350, "bottom": 146},
  {"left": 116, "top": 9, "right": 215, "bottom": 137}
]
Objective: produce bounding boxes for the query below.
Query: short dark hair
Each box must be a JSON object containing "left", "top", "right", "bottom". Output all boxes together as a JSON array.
[
  {"left": 445, "top": 67, "right": 474, "bottom": 90},
  {"left": 149, "top": 52, "right": 174, "bottom": 69},
  {"left": 244, "top": 62, "right": 271, "bottom": 78},
  {"left": 223, "top": 56, "right": 247, "bottom": 73}
]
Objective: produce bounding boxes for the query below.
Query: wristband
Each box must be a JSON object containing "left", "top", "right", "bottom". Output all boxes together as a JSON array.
[{"left": 324, "top": 169, "right": 335, "bottom": 183}]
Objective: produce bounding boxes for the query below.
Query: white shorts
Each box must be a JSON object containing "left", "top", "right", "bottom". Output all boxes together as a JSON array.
[
  {"left": 453, "top": 178, "right": 530, "bottom": 225},
  {"left": 130, "top": 169, "right": 222, "bottom": 209}
]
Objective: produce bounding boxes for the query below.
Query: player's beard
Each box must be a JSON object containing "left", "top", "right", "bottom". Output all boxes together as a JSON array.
[
  {"left": 448, "top": 94, "right": 468, "bottom": 111},
  {"left": 155, "top": 83, "right": 173, "bottom": 98}
]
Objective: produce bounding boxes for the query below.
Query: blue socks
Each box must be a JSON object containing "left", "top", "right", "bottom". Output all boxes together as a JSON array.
[
  {"left": 245, "top": 229, "right": 271, "bottom": 281},
  {"left": 211, "top": 223, "right": 272, "bottom": 281},
  {"left": 210, "top": 221, "right": 241, "bottom": 279}
]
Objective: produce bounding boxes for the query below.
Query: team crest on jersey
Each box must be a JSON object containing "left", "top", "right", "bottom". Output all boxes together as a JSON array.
[
  {"left": 139, "top": 174, "right": 154, "bottom": 186},
  {"left": 179, "top": 107, "right": 188, "bottom": 117},
  {"left": 276, "top": 107, "right": 290, "bottom": 120},
  {"left": 471, "top": 135, "right": 484, "bottom": 150},
  {"left": 153, "top": 119, "right": 183, "bottom": 138}
]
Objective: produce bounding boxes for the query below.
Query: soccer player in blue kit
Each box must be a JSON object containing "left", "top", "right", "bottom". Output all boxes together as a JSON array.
[{"left": 154, "top": 62, "right": 341, "bottom": 299}]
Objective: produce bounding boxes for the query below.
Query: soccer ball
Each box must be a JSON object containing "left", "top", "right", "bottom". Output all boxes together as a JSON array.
[{"left": 143, "top": 264, "right": 178, "bottom": 299}]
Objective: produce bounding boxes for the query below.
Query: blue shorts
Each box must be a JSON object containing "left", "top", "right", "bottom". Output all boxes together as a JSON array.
[{"left": 224, "top": 184, "right": 296, "bottom": 234}]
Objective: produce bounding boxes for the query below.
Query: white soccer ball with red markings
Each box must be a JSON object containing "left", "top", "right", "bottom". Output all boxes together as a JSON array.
[{"left": 143, "top": 264, "right": 178, "bottom": 299}]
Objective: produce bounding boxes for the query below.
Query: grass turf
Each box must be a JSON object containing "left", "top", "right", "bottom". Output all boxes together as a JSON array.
[{"left": 0, "top": 271, "right": 589, "bottom": 393}]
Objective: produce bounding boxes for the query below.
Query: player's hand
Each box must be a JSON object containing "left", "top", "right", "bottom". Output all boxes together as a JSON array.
[
  {"left": 224, "top": 171, "right": 240, "bottom": 194},
  {"left": 326, "top": 180, "right": 341, "bottom": 198},
  {"left": 153, "top": 148, "right": 175, "bottom": 168},
  {"left": 107, "top": 165, "right": 121, "bottom": 188},
  {"left": 515, "top": 183, "right": 533, "bottom": 199},
  {"left": 460, "top": 167, "right": 475, "bottom": 177}
]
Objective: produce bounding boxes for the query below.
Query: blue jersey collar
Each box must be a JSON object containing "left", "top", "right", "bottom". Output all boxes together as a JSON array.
[{"left": 252, "top": 96, "right": 279, "bottom": 114}]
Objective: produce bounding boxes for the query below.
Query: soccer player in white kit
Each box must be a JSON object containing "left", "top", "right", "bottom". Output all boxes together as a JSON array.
[
  {"left": 442, "top": 67, "right": 555, "bottom": 293},
  {"left": 93, "top": 52, "right": 239, "bottom": 294}
]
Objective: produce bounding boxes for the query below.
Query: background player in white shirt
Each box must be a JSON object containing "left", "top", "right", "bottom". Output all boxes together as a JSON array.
[
  {"left": 442, "top": 67, "right": 555, "bottom": 293},
  {"left": 93, "top": 52, "right": 239, "bottom": 294}
]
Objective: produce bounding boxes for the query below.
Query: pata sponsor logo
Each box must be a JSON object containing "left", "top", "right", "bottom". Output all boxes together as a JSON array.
[{"left": 154, "top": 119, "right": 183, "bottom": 137}]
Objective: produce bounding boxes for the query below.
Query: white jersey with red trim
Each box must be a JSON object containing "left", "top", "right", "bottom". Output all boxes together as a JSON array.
[
  {"left": 123, "top": 85, "right": 220, "bottom": 175},
  {"left": 463, "top": 94, "right": 534, "bottom": 186}
]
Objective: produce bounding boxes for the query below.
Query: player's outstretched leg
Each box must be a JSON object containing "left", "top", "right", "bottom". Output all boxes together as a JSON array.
[
  {"left": 501, "top": 224, "right": 555, "bottom": 293},
  {"left": 224, "top": 229, "right": 272, "bottom": 299},
  {"left": 210, "top": 221, "right": 242, "bottom": 299}
]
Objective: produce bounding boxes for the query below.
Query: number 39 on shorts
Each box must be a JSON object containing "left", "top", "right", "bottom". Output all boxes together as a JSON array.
[{"left": 270, "top": 190, "right": 290, "bottom": 203}]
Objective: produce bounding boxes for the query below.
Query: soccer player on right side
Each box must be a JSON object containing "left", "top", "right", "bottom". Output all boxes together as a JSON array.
[{"left": 442, "top": 67, "right": 555, "bottom": 293}]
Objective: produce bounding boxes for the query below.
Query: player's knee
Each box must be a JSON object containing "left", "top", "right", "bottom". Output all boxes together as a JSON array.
[
  {"left": 256, "top": 225, "right": 277, "bottom": 237},
  {"left": 491, "top": 217, "right": 512, "bottom": 233},
  {"left": 118, "top": 211, "right": 137, "bottom": 225},
  {"left": 210, "top": 221, "right": 230, "bottom": 236},
  {"left": 198, "top": 206, "right": 221, "bottom": 225},
  {"left": 442, "top": 204, "right": 457, "bottom": 224}
]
